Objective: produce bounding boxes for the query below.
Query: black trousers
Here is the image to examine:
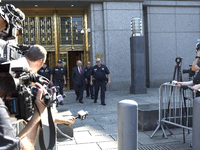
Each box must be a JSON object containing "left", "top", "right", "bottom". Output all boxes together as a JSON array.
[
  {"left": 94, "top": 81, "right": 106, "bottom": 103},
  {"left": 74, "top": 84, "right": 84, "bottom": 102},
  {"left": 54, "top": 80, "right": 64, "bottom": 95},
  {"left": 86, "top": 81, "right": 94, "bottom": 98}
]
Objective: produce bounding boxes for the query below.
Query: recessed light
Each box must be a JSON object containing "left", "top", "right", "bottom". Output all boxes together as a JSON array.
[
  {"left": 71, "top": 5, "right": 74, "bottom": 7},
  {"left": 35, "top": 5, "right": 38, "bottom": 8}
]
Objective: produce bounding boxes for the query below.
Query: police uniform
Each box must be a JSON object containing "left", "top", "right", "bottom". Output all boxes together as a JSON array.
[
  {"left": 85, "top": 67, "right": 94, "bottom": 98},
  {"left": 52, "top": 66, "right": 65, "bottom": 95},
  {"left": 91, "top": 64, "right": 110, "bottom": 104},
  {"left": 38, "top": 67, "right": 51, "bottom": 80}
]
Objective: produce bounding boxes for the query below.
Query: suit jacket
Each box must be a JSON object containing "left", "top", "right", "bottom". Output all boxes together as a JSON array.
[{"left": 72, "top": 66, "right": 86, "bottom": 87}]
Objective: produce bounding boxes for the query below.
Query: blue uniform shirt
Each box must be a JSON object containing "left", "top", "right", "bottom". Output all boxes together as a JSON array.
[
  {"left": 91, "top": 64, "right": 110, "bottom": 81},
  {"left": 38, "top": 67, "right": 51, "bottom": 80},
  {"left": 85, "top": 67, "right": 92, "bottom": 80},
  {"left": 52, "top": 66, "right": 65, "bottom": 81}
]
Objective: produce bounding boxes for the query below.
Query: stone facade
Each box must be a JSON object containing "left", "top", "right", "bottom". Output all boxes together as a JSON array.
[
  {"left": 144, "top": 1, "right": 200, "bottom": 87},
  {"left": 3, "top": 0, "right": 200, "bottom": 90},
  {"left": 88, "top": 2, "right": 143, "bottom": 90}
]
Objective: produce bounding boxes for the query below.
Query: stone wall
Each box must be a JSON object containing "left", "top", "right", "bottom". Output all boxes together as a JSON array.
[
  {"left": 144, "top": 1, "right": 200, "bottom": 87},
  {"left": 88, "top": 2, "right": 143, "bottom": 90}
]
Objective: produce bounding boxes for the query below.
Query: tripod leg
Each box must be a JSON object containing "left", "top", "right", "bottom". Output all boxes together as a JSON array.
[{"left": 173, "top": 66, "right": 177, "bottom": 81}]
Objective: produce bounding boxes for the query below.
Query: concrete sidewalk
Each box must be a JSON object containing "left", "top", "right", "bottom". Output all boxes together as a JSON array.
[{"left": 56, "top": 89, "right": 192, "bottom": 150}]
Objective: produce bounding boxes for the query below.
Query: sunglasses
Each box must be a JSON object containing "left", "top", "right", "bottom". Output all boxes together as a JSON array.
[{"left": 96, "top": 61, "right": 100, "bottom": 63}]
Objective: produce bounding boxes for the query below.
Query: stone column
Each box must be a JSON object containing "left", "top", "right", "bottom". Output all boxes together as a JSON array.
[{"left": 130, "top": 36, "right": 147, "bottom": 94}]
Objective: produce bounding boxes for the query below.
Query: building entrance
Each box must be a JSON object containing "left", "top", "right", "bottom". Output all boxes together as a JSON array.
[
  {"left": 18, "top": 8, "right": 89, "bottom": 90},
  {"left": 68, "top": 51, "right": 83, "bottom": 89}
]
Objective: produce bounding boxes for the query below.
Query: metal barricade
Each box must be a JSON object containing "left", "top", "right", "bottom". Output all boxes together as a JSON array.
[{"left": 151, "top": 82, "right": 195, "bottom": 142}]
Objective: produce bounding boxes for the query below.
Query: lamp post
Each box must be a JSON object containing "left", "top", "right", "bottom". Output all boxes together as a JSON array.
[
  {"left": 131, "top": 17, "right": 142, "bottom": 37},
  {"left": 130, "top": 17, "right": 147, "bottom": 94}
]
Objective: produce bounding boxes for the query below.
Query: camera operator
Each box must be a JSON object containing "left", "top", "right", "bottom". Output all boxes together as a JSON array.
[
  {"left": 1, "top": 45, "right": 75, "bottom": 149},
  {"left": 0, "top": 4, "right": 75, "bottom": 149},
  {"left": 176, "top": 44, "right": 200, "bottom": 95},
  {"left": 0, "top": 45, "right": 47, "bottom": 149}
]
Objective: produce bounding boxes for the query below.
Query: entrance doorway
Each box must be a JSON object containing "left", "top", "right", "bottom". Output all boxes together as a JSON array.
[{"left": 68, "top": 51, "right": 84, "bottom": 89}]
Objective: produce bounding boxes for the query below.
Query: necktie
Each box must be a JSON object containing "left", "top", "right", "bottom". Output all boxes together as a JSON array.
[{"left": 80, "top": 67, "right": 82, "bottom": 74}]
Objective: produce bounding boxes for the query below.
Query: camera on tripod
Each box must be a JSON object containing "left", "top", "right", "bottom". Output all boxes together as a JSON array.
[{"left": 175, "top": 57, "right": 183, "bottom": 64}]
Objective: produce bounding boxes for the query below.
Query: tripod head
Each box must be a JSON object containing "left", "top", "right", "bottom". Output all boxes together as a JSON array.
[
  {"left": 173, "top": 57, "right": 183, "bottom": 81},
  {"left": 175, "top": 57, "right": 183, "bottom": 66}
]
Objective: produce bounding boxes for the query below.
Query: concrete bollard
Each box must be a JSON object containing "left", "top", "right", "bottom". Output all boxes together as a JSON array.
[
  {"left": 118, "top": 100, "right": 138, "bottom": 150},
  {"left": 192, "top": 97, "right": 200, "bottom": 150}
]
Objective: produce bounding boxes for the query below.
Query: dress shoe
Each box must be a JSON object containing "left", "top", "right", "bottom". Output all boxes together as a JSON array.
[
  {"left": 101, "top": 103, "right": 106, "bottom": 106},
  {"left": 62, "top": 94, "right": 66, "bottom": 98},
  {"left": 94, "top": 100, "right": 97, "bottom": 103},
  {"left": 91, "top": 96, "right": 94, "bottom": 99},
  {"left": 79, "top": 101, "right": 84, "bottom": 104}
]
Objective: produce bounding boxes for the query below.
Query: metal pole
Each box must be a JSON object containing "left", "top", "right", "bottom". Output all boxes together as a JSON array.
[
  {"left": 118, "top": 100, "right": 138, "bottom": 150},
  {"left": 192, "top": 97, "right": 200, "bottom": 150}
]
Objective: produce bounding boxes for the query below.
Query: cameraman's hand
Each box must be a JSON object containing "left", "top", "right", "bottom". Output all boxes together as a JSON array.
[{"left": 34, "top": 83, "right": 47, "bottom": 115}]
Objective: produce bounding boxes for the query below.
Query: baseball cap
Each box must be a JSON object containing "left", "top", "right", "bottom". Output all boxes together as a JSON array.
[{"left": 57, "top": 60, "right": 62, "bottom": 63}]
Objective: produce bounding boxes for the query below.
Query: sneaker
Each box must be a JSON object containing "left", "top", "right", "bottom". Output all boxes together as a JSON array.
[{"left": 101, "top": 103, "right": 106, "bottom": 106}]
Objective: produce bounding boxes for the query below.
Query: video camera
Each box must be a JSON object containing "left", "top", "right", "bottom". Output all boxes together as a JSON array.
[
  {"left": 0, "top": 4, "right": 25, "bottom": 40},
  {"left": 183, "top": 65, "right": 195, "bottom": 79},
  {"left": 0, "top": 63, "right": 53, "bottom": 120}
]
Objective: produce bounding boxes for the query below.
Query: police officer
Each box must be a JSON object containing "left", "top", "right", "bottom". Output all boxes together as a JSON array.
[
  {"left": 91, "top": 58, "right": 110, "bottom": 105},
  {"left": 85, "top": 62, "right": 94, "bottom": 99},
  {"left": 50, "top": 60, "right": 67, "bottom": 105},
  {"left": 38, "top": 63, "right": 51, "bottom": 80}
]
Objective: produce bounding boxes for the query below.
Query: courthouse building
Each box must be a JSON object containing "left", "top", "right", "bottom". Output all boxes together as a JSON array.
[{"left": 3, "top": 0, "right": 200, "bottom": 90}]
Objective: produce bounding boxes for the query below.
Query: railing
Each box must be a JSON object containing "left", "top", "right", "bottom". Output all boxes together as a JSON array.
[{"left": 151, "top": 82, "right": 195, "bottom": 143}]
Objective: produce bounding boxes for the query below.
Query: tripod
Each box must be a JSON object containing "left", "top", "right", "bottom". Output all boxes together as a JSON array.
[{"left": 168, "top": 57, "right": 188, "bottom": 142}]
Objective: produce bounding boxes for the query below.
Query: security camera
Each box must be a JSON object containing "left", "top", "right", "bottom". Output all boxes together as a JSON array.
[{"left": 80, "top": 29, "right": 84, "bottom": 34}]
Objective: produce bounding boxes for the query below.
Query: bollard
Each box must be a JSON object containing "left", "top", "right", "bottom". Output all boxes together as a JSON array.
[
  {"left": 192, "top": 97, "right": 200, "bottom": 150},
  {"left": 118, "top": 100, "right": 138, "bottom": 150}
]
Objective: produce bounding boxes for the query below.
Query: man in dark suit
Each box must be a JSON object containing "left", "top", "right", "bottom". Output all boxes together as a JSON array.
[{"left": 72, "top": 60, "right": 86, "bottom": 103}]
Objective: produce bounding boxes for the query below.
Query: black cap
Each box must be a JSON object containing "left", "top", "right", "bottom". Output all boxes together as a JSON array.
[{"left": 57, "top": 60, "right": 62, "bottom": 63}]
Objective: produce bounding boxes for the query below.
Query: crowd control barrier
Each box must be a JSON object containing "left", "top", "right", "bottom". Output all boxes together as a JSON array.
[{"left": 151, "top": 82, "right": 195, "bottom": 143}]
